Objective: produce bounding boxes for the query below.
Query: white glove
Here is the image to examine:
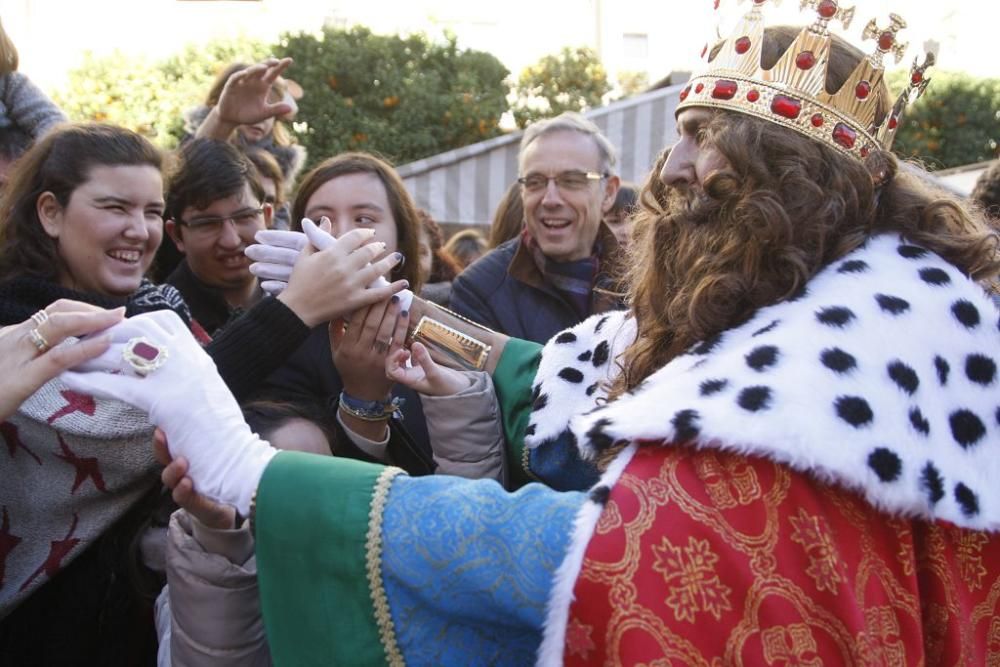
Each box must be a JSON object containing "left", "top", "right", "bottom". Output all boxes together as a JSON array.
[
  {"left": 247, "top": 218, "right": 413, "bottom": 310},
  {"left": 60, "top": 311, "right": 276, "bottom": 515},
  {"left": 246, "top": 229, "right": 305, "bottom": 295}
]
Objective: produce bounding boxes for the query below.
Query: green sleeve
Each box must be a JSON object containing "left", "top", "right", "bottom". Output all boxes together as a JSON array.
[
  {"left": 255, "top": 451, "right": 400, "bottom": 666},
  {"left": 491, "top": 338, "right": 543, "bottom": 488}
]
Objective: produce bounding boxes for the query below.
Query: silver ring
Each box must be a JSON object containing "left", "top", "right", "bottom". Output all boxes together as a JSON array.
[
  {"left": 28, "top": 327, "right": 50, "bottom": 352},
  {"left": 122, "top": 337, "right": 169, "bottom": 377},
  {"left": 30, "top": 309, "right": 50, "bottom": 327}
]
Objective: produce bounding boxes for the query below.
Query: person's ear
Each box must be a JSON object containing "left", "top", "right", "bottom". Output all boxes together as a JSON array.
[
  {"left": 165, "top": 219, "right": 186, "bottom": 253},
  {"left": 36, "top": 192, "right": 64, "bottom": 239},
  {"left": 601, "top": 175, "right": 621, "bottom": 215}
]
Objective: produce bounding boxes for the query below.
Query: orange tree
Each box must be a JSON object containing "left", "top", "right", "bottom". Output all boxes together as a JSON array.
[
  {"left": 512, "top": 46, "right": 611, "bottom": 129},
  {"left": 278, "top": 27, "right": 509, "bottom": 167},
  {"left": 889, "top": 70, "right": 1000, "bottom": 170},
  {"left": 55, "top": 38, "right": 269, "bottom": 149}
]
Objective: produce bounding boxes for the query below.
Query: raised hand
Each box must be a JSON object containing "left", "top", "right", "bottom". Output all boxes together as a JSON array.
[{"left": 197, "top": 58, "right": 295, "bottom": 141}]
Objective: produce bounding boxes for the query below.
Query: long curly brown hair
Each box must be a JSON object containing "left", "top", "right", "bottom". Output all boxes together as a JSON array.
[{"left": 611, "top": 29, "right": 1000, "bottom": 399}]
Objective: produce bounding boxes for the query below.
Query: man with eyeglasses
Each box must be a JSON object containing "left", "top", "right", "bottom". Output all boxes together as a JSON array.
[
  {"left": 164, "top": 138, "right": 274, "bottom": 336},
  {"left": 450, "top": 112, "right": 626, "bottom": 344}
]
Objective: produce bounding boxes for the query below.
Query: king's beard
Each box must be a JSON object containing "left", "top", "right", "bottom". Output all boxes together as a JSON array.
[{"left": 636, "top": 177, "right": 806, "bottom": 358}]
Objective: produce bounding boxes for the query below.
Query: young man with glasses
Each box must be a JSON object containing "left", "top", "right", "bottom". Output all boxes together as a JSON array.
[
  {"left": 164, "top": 138, "right": 273, "bottom": 335},
  {"left": 450, "top": 112, "right": 626, "bottom": 344}
]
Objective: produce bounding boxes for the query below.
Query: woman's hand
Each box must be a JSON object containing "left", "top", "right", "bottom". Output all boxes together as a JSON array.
[
  {"left": 386, "top": 342, "right": 471, "bottom": 397},
  {"left": 0, "top": 300, "right": 124, "bottom": 421},
  {"left": 154, "top": 429, "right": 237, "bottom": 530},
  {"left": 331, "top": 296, "right": 409, "bottom": 402},
  {"left": 196, "top": 58, "right": 295, "bottom": 141},
  {"left": 267, "top": 218, "right": 408, "bottom": 327}
]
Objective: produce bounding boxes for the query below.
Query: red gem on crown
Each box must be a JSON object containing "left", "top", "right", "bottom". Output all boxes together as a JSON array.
[
  {"left": 712, "top": 80, "right": 738, "bottom": 100},
  {"left": 855, "top": 80, "right": 871, "bottom": 99},
  {"left": 818, "top": 0, "right": 838, "bottom": 19},
  {"left": 771, "top": 96, "right": 802, "bottom": 120},
  {"left": 796, "top": 51, "right": 817, "bottom": 70},
  {"left": 747, "top": 89, "right": 760, "bottom": 102},
  {"left": 811, "top": 113, "right": 824, "bottom": 127},
  {"left": 832, "top": 123, "right": 857, "bottom": 149},
  {"left": 878, "top": 32, "right": 895, "bottom": 50},
  {"left": 860, "top": 146, "right": 871, "bottom": 157},
  {"left": 695, "top": 83, "right": 705, "bottom": 93},
  {"left": 680, "top": 85, "right": 691, "bottom": 102},
  {"left": 888, "top": 115, "right": 898, "bottom": 130},
  {"left": 911, "top": 71, "right": 923, "bottom": 85},
  {"left": 735, "top": 36, "right": 752, "bottom": 54}
]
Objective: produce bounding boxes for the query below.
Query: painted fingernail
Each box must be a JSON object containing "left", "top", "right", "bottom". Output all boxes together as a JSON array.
[
  {"left": 393, "top": 252, "right": 403, "bottom": 262},
  {"left": 391, "top": 295, "right": 400, "bottom": 304},
  {"left": 402, "top": 280, "right": 410, "bottom": 289},
  {"left": 401, "top": 310, "right": 409, "bottom": 318}
]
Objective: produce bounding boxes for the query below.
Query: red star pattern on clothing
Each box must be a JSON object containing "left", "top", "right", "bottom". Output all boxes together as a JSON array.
[
  {"left": 0, "top": 506, "right": 23, "bottom": 589},
  {"left": 0, "top": 421, "right": 41, "bottom": 465},
  {"left": 46, "top": 390, "right": 96, "bottom": 425},
  {"left": 54, "top": 435, "right": 108, "bottom": 494},
  {"left": 19, "top": 514, "right": 81, "bottom": 592}
]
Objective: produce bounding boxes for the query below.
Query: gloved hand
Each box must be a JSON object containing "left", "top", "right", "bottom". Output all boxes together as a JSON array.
[
  {"left": 60, "top": 310, "right": 276, "bottom": 515},
  {"left": 246, "top": 217, "right": 414, "bottom": 311}
]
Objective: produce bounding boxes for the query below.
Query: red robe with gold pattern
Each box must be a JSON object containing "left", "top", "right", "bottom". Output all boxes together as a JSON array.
[{"left": 562, "top": 445, "right": 1000, "bottom": 665}]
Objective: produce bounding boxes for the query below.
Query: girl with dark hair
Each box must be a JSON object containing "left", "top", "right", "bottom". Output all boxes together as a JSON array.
[
  {"left": 261, "top": 152, "right": 436, "bottom": 474},
  {"left": 0, "top": 122, "right": 180, "bottom": 663}
]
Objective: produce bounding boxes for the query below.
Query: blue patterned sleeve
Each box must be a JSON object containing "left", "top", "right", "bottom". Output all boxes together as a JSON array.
[{"left": 381, "top": 475, "right": 584, "bottom": 666}]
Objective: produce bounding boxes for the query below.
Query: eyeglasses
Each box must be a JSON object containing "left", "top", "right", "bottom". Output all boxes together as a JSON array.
[
  {"left": 517, "top": 170, "right": 607, "bottom": 193},
  {"left": 177, "top": 208, "right": 265, "bottom": 236}
]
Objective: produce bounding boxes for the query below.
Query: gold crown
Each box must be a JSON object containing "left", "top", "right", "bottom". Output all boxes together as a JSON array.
[{"left": 676, "top": 0, "right": 936, "bottom": 161}]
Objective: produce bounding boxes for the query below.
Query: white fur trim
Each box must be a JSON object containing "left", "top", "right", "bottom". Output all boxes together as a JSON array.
[
  {"left": 536, "top": 444, "right": 637, "bottom": 666},
  {"left": 528, "top": 234, "right": 1000, "bottom": 531}
]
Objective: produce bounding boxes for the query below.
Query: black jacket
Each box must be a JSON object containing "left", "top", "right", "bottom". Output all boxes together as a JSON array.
[{"left": 449, "top": 226, "right": 626, "bottom": 344}]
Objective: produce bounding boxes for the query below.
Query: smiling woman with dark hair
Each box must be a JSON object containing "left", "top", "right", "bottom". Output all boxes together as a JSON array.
[{"left": 0, "top": 122, "right": 184, "bottom": 663}]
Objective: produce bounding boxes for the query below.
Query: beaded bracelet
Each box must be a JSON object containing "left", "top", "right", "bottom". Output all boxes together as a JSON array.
[{"left": 338, "top": 391, "right": 405, "bottom": 422}]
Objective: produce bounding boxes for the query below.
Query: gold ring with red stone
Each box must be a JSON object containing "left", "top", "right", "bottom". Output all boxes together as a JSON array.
[{"left": 122, "top": 337, "right": 169, "bottom": 377}]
